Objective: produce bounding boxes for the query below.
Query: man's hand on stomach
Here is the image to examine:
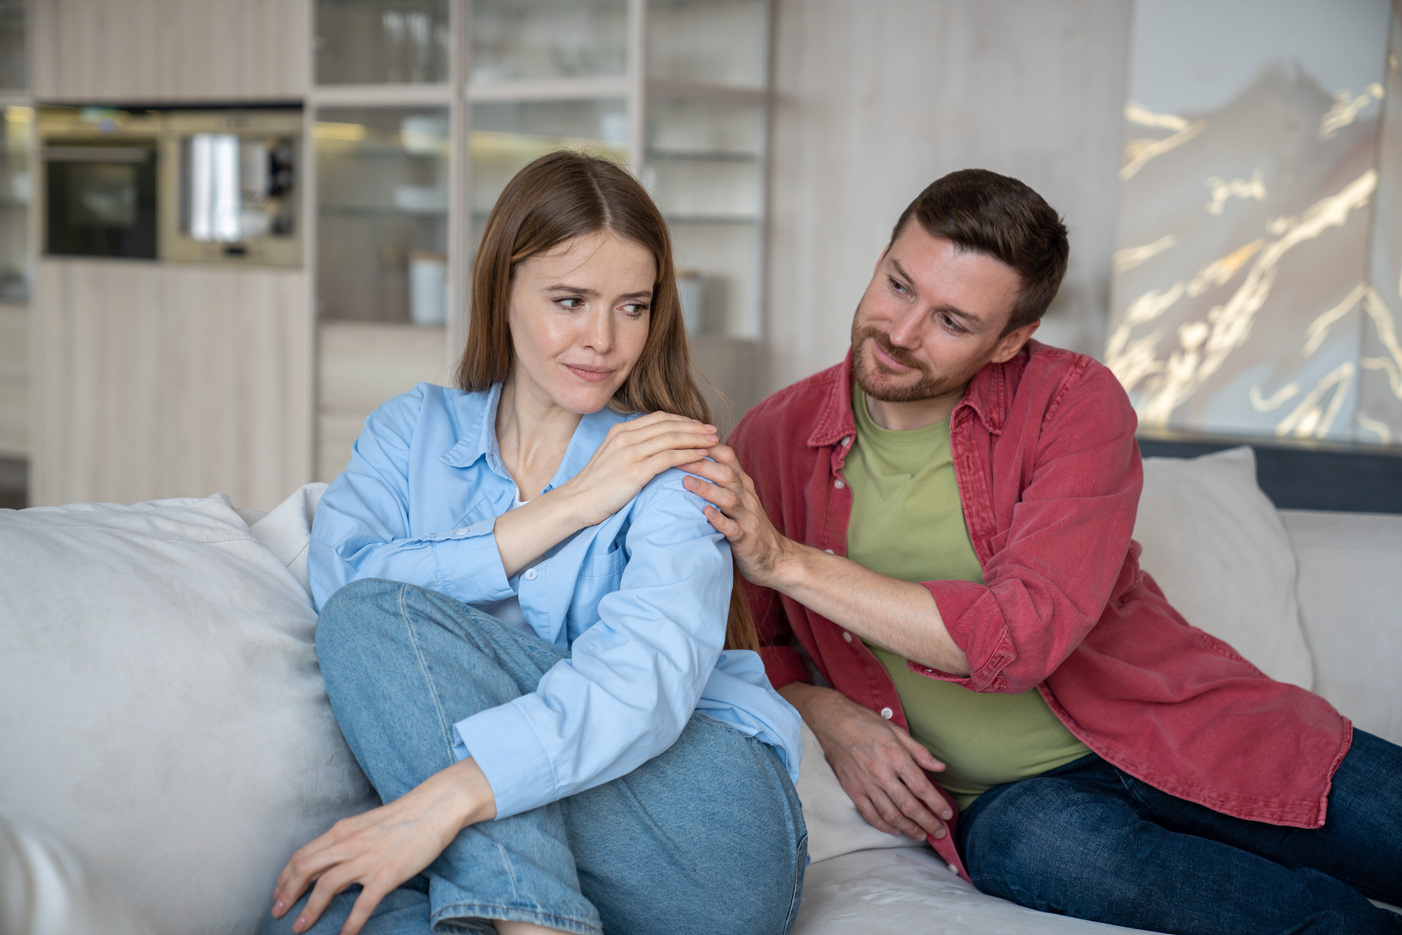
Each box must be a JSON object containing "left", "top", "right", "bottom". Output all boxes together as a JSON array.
[{"left": 782, "top": 682, "right": 953, "bottom": 840}]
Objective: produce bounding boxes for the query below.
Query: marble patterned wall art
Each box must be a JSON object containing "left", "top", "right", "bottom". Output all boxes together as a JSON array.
[{"left": 1107, "top": 0, "right": 1400, "bottom": 444}]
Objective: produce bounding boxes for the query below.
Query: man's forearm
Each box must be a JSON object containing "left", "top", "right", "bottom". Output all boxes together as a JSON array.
[{"left": 768, "top": 540, "right": 969, "bottom": 676}]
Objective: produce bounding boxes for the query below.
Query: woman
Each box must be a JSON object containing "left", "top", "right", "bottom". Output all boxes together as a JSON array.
[{"left": 264, "top": 151, "right": 806, "bottom": 935}]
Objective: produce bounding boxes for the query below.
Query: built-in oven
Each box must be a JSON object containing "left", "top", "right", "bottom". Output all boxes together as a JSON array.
[
  {"left": 42, "top": 108, "right": 162, "bottom": 260},
  {"left": 40, "top": 106, "right": 302, "bottom": 266}
]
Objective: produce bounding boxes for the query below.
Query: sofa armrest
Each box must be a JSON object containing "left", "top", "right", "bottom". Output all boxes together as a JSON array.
[{"left": 1280, "top": 509, "right": 1402, "bottom": 747}]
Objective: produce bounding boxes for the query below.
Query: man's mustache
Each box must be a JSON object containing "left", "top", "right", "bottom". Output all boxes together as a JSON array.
[{"left": 857, "top": 327, "right": 922, "bottom": 370}]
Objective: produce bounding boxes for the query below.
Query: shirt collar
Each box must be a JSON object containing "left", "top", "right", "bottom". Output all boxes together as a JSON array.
[
  {"left": 439, "top": 382, "right": 633, "bottom": 491},
  {"left": 807, "top": 347, "right": 1011, "bottom": 448}
]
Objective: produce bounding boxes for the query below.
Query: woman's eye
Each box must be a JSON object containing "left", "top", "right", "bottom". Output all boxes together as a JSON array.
[
  {"left": 556, "top": 297, "right": 584, "bottom": 310},
  {"left": 621, "top": 302, "right": 650, "bottom": 318}
]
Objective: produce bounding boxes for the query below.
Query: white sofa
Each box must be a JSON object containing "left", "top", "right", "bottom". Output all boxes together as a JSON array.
[{"left": 1, "top": 448, "right": 1399, "bottom": 935}]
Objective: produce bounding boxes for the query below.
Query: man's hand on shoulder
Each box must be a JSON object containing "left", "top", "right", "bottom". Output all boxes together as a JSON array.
[
  {"left": 782, "top": 683, "right": 953, "bottom": 841},
  {"left": 682, "top": 444, "right": 795, "bottom": 588}
]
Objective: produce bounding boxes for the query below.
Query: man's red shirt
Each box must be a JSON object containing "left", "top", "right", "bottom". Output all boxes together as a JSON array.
[{"left": 729, "top": 342, "right": 1350, "bottom": 877}]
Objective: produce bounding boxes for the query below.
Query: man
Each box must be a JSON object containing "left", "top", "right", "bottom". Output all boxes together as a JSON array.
[{"left": 681, "top": 169, "right": 1402, "bottom": 934}]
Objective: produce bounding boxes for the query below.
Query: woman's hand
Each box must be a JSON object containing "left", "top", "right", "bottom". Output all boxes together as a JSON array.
[
  {"left": 494, "top": 412, "right": 717, "bottom": 577},
  {"left": 558, "top": 411, "right": 718, "bottom": 527},
  {"left": 271, "top": 758, "right": 496, "bottom": 935}
]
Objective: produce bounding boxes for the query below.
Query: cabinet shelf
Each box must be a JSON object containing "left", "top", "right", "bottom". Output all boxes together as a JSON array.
[
  {"left": 320, "top": 204, "right": 449, "bottom": 219},
  {"left": 645, "top": 149, "right": 758, "bottom": 163},
  {"left": 664, "top": 213, "right": 759, "bottom": 225}
]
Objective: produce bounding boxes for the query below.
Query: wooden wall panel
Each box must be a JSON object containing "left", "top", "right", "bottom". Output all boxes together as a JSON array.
[
  {"left": 316, "top": 321, "right": 451, "bottom": 482},
  {"left": 0, "top": 305, "right": 27, "bottom": 458},
  {"left": 33, "top": 0, "right": 308, "bottom": 102},
  {"left": 763, "top": 0, "right": 1133, "bottom": 393},
  {"left": 32, "top": 260, "right": 312, "bottom": 510}
]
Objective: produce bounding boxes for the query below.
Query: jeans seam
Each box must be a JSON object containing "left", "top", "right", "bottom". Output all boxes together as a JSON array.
[
  {"left": 396, "top": 583, "right": 459, "bottom": 761},
  {"left": 431, "top": 900, "right": 601, "bottom": 935},
  {"left": 781, "top": 830, "right": 808, "bottom": 934},
  {"left": 493, "top": 839, "right": 520, "bottom": 902}
]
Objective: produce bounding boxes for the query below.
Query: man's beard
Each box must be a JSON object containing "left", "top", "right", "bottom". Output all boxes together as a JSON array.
[{"left": 851, "top": 323, "right": 969, "bottom": 403}]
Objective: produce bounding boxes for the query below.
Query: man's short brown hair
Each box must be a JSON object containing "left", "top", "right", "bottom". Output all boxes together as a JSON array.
[{"left": 891, "top": 169, "right": 1069, "bottom": 333}]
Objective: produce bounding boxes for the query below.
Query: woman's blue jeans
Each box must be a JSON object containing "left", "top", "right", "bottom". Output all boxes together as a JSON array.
[
  {"left": 957, "top": 729, "right": 1402, "bottom": 934},
  {"left": 264, "top": 579, "right": 807, "bottom": 935}
]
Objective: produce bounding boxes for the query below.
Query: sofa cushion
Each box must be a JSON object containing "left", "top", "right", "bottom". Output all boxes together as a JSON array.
[
  {"left": 1134, "top": 446, "right": 1314, "bottom": 689},
  {"left": 0, "top": 492, "right": 378, "bottom": 935},
  {"left": 0, "top": 805, "right": 153, "bottom": 935}
]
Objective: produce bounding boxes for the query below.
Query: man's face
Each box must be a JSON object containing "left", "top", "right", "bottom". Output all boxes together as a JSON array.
[{"left": 851, "top": 223, "right": 1036, "bottom": 406}]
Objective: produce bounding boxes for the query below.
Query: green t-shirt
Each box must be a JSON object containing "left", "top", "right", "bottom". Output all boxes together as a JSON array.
[{"left": 845, "top": 386, "right": 1089, "bottom": 809}]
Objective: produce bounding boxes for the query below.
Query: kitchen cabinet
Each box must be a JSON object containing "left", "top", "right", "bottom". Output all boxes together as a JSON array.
[
  {"left": 31, "top": 0, "right": 309, "bottom": 102},
  {"left": 311, "top": 0, "right": 772, "bottom": 477}
]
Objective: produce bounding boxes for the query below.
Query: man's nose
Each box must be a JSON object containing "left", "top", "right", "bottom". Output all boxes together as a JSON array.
[{"left": 886, "top": 306, "right": 924, "bottom": 347}]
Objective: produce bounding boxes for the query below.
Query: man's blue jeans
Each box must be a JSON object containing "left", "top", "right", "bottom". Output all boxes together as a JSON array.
[
  {"left": 263, "top": 579, "right": 807, "bottom": 935},
  {"left": 957, "top": 728, "right": 1402, "bottom": 934}
]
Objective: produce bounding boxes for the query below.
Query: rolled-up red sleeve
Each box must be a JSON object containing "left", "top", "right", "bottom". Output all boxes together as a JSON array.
[{"left": 917, "top": 364, "right": 1143, "bottom": 694}]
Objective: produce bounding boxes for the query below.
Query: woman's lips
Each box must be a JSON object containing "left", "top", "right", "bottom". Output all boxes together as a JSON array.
[{"left": 564, "top": 363, "right": 614, "bottom": 383}]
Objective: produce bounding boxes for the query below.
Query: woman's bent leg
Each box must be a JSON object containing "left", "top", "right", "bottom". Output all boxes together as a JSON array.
[
  {"left": 957, "top": 755, "right": 1401, "bottom": 935},
  {"left": 314, "top": 579, "right": 601, "bottom": 935},
  {"left": 560, "top": 714, "right": 807, "bottom": 935}
]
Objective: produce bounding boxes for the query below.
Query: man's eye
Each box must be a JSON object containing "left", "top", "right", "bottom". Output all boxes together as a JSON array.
[
  {"left": 941, "top": 314, "right": 966, "bottom": 334},
  {"left": 888, "top": 277, "right": 910, "bottom": 295}
]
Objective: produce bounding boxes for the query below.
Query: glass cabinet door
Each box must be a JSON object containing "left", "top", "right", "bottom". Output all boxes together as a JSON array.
[
  {"left": 316, "top": 106, "right": 451, "bottom": 324},
  {"left": 647, "top": 0, "right": 768, "bottom": 90},
  {"left": 316, "top": 0, "right": 452, "bottom": 85},
  {"left": 0, "top": 105, "right": 30, "bottom": 304},
  {"left": 470, "top": 0, "right": 628, "bottom": 85},
  {"left": 0, "top": 0, "right": 24, "bottom": 92},
  {"left": 643, "top": 95, "right": 764, "bottom": 337},
  {"left": 469, "top": 98, "right": 628, "bottom": 239}
]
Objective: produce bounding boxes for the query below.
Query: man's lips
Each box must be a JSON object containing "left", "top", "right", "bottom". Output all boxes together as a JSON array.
[
  {"left": 563, "top": 363, "right": 615, "bottom": 383},
  {"left": 867, "top": 335, "right": 915, "bottom": 370}
]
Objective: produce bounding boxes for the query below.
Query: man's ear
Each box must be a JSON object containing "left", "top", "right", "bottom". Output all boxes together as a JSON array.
[{"left": 990, "top": 321, "right": 1040, "bottom": 364}]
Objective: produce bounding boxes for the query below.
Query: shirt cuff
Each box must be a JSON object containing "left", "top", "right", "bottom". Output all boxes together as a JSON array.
[
  {"left": 452, "top": 701, "right": 555, "bottom": 820},
  {"left": 428, "top": 519, "right": 514, "bottom": 606}
]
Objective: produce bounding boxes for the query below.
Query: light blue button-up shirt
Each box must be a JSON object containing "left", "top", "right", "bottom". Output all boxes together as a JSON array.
[{"left": 309, "top": 382, "right": 802, "bottom": 820}]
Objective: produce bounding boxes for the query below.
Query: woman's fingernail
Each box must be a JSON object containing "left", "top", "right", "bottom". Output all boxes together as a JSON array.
[
  {"left": 273, "top": 900, "right": 284, "bottom": 915},
  {"left": 293, "top": 916, "right": 306, "bottom": 933}
]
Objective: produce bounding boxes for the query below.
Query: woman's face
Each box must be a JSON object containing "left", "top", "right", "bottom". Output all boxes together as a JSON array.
[{"left": 506, "top": 230, "right": 656, "bottom": 415}]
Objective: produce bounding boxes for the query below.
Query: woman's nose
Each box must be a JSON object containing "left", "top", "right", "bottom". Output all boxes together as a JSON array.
[{"left": 581, "top": 310, "right": 614, "bottom": 353}]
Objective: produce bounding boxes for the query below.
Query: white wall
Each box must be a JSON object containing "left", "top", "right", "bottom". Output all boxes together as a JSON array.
[{"left": 762, "top": 0, "right": 1133, "bottom": 394}]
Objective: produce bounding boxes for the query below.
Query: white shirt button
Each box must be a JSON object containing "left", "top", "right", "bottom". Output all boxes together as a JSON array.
[
  {"left": 880, "top": 706, "right": 894, "bottom": 719},
  {"left": 948, "top": 863, "right": 960, "bottom": 875},
  {"left": 823, "top": 548, "right": 834, "bottom": 554},
  {"left": 834, "top": 479, "right": 845, "bottom": 490},
  {"left": 455, "top": 528, "right": 471, "bottom": 536},
  {"left": 842, "top": 631, "right": 852, "bottom": 643},
  {"left": 841, "top": 436, "right": 852, "bottom": 447},
  {"left": 523, "top": 567, "right": 538, "bottom": 581}
]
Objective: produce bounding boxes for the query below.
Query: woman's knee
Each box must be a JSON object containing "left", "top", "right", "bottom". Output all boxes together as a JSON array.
[{"left": 316, "top": 578, "right": 405, "bottom": 652}]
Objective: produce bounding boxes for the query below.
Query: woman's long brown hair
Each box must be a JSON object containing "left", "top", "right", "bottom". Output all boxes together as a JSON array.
[{"left": 458, "top": 150, "right": 759, "bottom": 653}]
